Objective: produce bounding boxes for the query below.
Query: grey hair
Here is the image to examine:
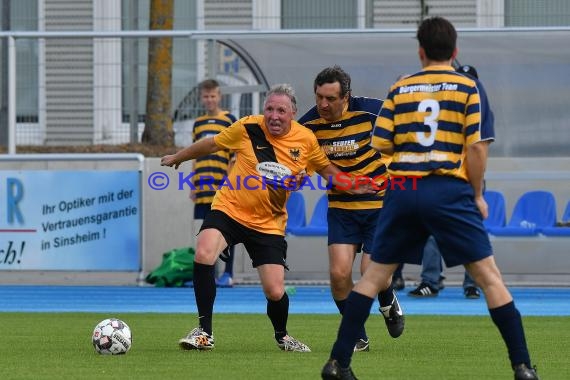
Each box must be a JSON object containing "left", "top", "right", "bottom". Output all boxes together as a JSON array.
[{"left": 265, "top": 83, "right": 297, "bottom": 112}]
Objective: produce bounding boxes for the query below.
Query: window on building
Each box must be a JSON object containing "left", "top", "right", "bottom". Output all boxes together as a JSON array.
[
  {"left": 505, "top": 0, "right": 570, "bottom": 26},
  {"left": 1, "top": 0, "right": 39, "bottom": 123},
  {"left": 281, "top": 0, "right": 357, "bottom": 29}
]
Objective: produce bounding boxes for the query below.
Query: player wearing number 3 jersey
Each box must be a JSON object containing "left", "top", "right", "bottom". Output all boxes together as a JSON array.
[
  {"left": 321, "top": 16, "right": 538, "bottom": 380},
  {"left": 375, "top": 70, "right": 494, "bottom": 179}
]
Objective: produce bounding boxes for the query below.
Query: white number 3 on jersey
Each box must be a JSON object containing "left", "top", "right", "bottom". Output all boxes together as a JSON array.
[{"left": 416, "top": 99, "right": 440, "bottom": 147}]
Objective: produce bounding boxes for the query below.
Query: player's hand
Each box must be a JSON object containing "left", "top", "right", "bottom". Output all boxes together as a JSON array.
[
  {"left": 348, "top": 176, "right": 382, "bottom": 195},
  {"left": 290, "top": 170, "right": 308, "bottom": 191},
  {"left": 347, "top": 183, "right": 378, "bottom": 195},
  {"left": 189, "top": 189, "right": 197, "bottom": 201},
  {"left": 346, "top": 177, "right": 379, "bottom": 195},
  {"left": 474, "top": 195, "right": 488, "bottom": 219},
  {"left": 161, "top": 154, "right": 181, "bottom": 169}
]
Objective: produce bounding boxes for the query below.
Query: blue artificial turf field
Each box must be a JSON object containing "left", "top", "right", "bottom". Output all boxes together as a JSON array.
[{"left": 1, "top": 285, "right": 569, "bottom": 316}]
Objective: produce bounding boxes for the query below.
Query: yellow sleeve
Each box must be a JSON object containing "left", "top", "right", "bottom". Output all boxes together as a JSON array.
[
  {"left": 213, "top": 118, "right": 244, "bottom": 151},
  {"left": 370, "top": 98, "right": 396, "bottom": 152},
  {"left": 306, "top": 135, "right": 330, "bottom": 173}
]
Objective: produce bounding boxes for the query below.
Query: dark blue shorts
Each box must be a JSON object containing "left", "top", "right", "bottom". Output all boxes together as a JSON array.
[
  {"left": 194, "top": 203, "right": 211, "bottom": 220},
  {"left": 327, "top": 208, "right": 381, "bottom": 254},
  {"left": 371, "top": 176, "right": 492, "bottom": 267}
]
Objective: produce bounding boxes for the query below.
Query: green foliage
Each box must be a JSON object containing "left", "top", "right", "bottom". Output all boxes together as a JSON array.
[{"left": 0, "top": 313, "right": 568, "bottom": 379}]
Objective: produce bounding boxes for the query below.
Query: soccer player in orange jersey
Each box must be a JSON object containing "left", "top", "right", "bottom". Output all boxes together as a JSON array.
[{"left": 162, "top": 84, "right": 376, "bottom": 353}]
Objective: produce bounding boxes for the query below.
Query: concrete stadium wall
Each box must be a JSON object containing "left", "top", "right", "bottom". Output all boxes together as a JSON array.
[{"left": 0, "top": 157, "right": 569, "bottom": 286}]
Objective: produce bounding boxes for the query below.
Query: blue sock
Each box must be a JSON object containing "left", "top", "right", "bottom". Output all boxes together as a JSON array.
[
  {"left": 489, "top": 301, "right": 531, "bottom": 368},
  {"left": 334, "top": 298, "right": 368, "bottom": 341},
  {"left": 378, "top": 281, "right": 394, "bottom": 307},
  {"left": 330, "top": 291, "right": 374, "bottom": 368},
  {"left": 334, "top": 298, "right": 346, "bottom": 314}
]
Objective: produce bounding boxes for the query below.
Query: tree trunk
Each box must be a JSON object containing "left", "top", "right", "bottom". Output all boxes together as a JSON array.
[{"left": 142, "top": 0, "right": 174, "bottom": 146}]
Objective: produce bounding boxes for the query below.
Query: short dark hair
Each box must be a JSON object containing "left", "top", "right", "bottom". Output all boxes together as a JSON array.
[
  {"left": 313, "top": 65, "right": 351, "bottom": 98},
  {"left": 416, "top": 16, "right": 457, "bottom": 61},
  {"left": 198, "top": 79, "right": 220, "bottom": 92}
]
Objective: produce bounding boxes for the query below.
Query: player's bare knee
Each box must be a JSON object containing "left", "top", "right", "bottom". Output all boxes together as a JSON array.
[
  {"left": 330, "top": 267, "right": 352, "bottom": 283},
  {"left": 264, "top": 287, "right": 285, "bottom": 301},
  {"left": 194, "top": 247, "right": 218, "bottom": 265}
]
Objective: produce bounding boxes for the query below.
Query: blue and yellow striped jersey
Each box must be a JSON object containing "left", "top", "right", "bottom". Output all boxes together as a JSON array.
[
  {"left": 192, "top": 111, "right": 237, "bottom": 205},
  {"left": 372, "top": 65, "right": 491, "bottom": 181},
  {"left": 299, "top": 96, "right": 387, "bottom": 210}
]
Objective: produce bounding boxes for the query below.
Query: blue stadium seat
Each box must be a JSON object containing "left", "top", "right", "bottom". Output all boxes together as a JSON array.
[
  {"left": 285, "top": 192, "right": 306, "bottom": 234},
  {"left": 488, "top": 190, "right": 557, "bottom": 236},
  {"left": 540, "top": 200, "right": 570, "bottom": 236},
  {"left": 288, "top": 194, "right": 328, "bottom": 236},
  {"left": 483, "top": 190, "right": 506, "bottom": 231}
]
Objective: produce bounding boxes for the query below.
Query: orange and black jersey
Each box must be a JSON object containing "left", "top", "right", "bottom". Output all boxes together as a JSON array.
[
  {"left": 212, "top": 115, "right": 330, "bottom": 235},
  {"left": 299, "top": 96, "right": 387, "bottom": 210},
  {"left": 192, "top": 111, "right": 237, "bottom": 205},
  {"left": 372, "top": 65, "right": 493, "bottom": 181}
]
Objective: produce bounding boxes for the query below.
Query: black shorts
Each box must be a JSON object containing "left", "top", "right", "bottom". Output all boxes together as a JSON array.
[{"left": 200, "top": 210, "right": 288, "bottom": 269}]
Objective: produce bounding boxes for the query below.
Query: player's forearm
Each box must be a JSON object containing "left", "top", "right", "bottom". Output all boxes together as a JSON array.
[
  {"left": 466, "top": 142, "right": 488, "bottom": 198},
  {"left": 379, "top": 146, "right": 394, "bottom": 156},
  {"left": 317, "top": 164, "right": 372, "bottom": 193},
  {"left": 316, "top": 164, "right": 346, "bottom": 187},
  {"left": 175, "top": 137, "right": 219, "bottom": 163}
]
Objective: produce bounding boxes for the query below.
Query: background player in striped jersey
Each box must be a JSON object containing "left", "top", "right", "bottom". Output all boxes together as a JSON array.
[
  {"left": 321, "top": 17, "right": 538, "bottom": 380},
  {"left": 299, "top": 66, "right": 405, "bottom": 353},
  {"left": 191, "top": 79, "right": 237, "bottom": 287}
]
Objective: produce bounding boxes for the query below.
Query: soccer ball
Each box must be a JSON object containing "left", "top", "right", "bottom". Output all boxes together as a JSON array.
[{"left": 92, "top": 318, "right": 132, "bottom": 355}]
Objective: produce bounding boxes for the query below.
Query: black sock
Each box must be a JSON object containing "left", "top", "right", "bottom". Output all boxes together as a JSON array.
[
  {"left": 224, "top": 246, "right": 235, "bottom": 276},
  {"left": 331, "top": 291, "right": 374, "bottom": 368},
  {"left": 193, "top": 262, "right": 216, "bottom": 335},
  {"left": 378, "top": 281, "right": 394, "bottom": 307},
  {"left": 267, "top": 292, "right": 289, "bottom": 342},
  {"left": 489, "top": 301, "right": 531, "bottom": 368}
]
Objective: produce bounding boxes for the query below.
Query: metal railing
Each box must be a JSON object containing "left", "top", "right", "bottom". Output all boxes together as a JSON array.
[{"left": 2, "top": 27, "right": 570, "bottom": 156}]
